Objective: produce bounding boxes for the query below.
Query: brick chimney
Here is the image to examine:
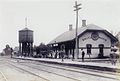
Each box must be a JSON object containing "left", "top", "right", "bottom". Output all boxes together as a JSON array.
[
  {"left": 69, "top": 24, "right": 73, "bottom": 31},
  {"left": 82, "top": 20, "right": 86, "bottom": 27}
]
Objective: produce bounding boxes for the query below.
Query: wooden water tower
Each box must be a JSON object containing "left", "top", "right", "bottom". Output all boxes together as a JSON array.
[{"left": 18, "top": 18, "right": 34, "bottom": 56}]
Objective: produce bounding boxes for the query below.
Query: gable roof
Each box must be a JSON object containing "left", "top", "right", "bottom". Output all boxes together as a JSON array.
[
  {"left": 48, "top": 24, "right": 118, "bottom": 44},
  {"left": 19, "top": 27, "right": 33, "bottom": 32}
]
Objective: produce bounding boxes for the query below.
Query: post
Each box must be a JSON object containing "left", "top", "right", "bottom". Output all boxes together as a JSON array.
[
  {"left": 19, "top": 43, "right": 21, "bottom": 57},
  {"left": 74, "top": 1, "right": 82, "bottom": 60}
]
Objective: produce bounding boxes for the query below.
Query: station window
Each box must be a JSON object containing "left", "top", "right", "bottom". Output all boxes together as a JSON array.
[{"left": 86, "top": 44, "right": 92, "bottom": 54}]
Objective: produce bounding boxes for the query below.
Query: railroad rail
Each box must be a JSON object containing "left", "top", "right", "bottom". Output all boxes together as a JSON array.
[
  {"left": 20, "top": 62, "right": 119, "bottom": 80},
  {"left": 0, "top": 71, "right": 8, "bottom": 81},
  {"left": 7, "top": 61, "right": 81, "bottom": 81}
]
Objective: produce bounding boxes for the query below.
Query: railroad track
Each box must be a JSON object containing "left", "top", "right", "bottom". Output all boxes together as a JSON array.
[
  {"left": 0, "top": 71, "right": 8, "bottom": 81},
  {"left": 0, "top": 59, "right": 50, "bottom": 81},
  {"left": 20, "top": 61, "right": 119, "bottom": 81},
  {"left": 13, "top": 57, "right": 120, "bottom": 74},
  {"left": 7, "top": 63, "right": 50, "bottom": 81},
  {"left": 31, "top": 60, "right": 119, "bottom": 75},
  {"left": 4, "top": 58, "right": 120, "bottom": 81},
  {"left": 7, "top": 61, "right": 81, "bottom": 81},
  {"left": 15, "top": 59, "right": 120, "bottom": 80},
  {"left": 3, "top": 58, "right": 81, "bottom": 81}
]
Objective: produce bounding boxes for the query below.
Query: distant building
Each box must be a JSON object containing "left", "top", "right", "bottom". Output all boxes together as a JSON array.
[{"left": 48, "top": 20, "right": 118, "bottom": 59}]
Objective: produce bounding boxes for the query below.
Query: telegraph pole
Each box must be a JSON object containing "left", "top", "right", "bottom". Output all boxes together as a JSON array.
[{"left": 74, "top": 1, "right": 82, "bottom": 60}]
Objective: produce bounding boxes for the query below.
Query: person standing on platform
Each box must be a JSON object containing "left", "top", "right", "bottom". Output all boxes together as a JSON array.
[
  {"left": 10, "top": 48, "right": 13, "bottom": 58},
  {"left": 81, "top": 49, "right": 85, "bottom": 62},
  {"left": 110, "top": 50, "right": 117, "bottom": 65},
  {"left": 60, "top": 44, "right": 65, "bottom": 62}
]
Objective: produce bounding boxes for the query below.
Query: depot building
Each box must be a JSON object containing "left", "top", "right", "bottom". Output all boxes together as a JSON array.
[{"left": 48, "top": 20, "right": 118, "bottom": 59}]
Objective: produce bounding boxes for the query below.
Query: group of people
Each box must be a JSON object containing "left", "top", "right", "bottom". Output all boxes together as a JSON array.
[
  {"left": 55, "top": 47, "right": 119, "bottom": 64},
  {"left": 58, "top": 49, "right": 85, "bottom": 62}
]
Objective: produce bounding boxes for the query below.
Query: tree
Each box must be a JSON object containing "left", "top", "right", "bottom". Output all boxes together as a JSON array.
[
  {"left": 4, "top": 44, "right": 13, "bottom": 55},
  {"left": 116, "top": 32, "right": 120, "bottom": 52},
  {"left": 33, "top": 43, "right": 52, "bottom": 58}
]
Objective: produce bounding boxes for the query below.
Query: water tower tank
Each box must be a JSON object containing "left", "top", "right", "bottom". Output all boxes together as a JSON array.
[{"left": 19, "top": 28, "right": 33, "bottom": 43}]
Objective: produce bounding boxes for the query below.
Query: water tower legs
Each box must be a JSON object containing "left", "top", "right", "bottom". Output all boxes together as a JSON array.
[{"left": 19, "top": 42, "right": 33, "bottom": 57}]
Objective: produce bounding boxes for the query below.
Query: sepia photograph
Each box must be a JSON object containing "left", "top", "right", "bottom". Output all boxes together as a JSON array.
[{"left": 0, "top": 0, "right": 120, "bottom": 81}]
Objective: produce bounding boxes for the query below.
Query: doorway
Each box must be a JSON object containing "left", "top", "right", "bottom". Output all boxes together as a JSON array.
[
  {"left": 86, "top": 44, "right": 92, "bottom": 58},
  {"left": 98, "top": 44, "right": 104, "bottom": 58}
]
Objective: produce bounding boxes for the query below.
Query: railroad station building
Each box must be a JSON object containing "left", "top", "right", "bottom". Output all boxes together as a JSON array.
[{"left": 48, "top": 20, "right": 118, "bottom": 59}]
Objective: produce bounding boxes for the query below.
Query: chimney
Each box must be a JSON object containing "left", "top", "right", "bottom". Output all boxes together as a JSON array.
[
  {"left": 69, "top": 24, "right": 73, "bottom": 31},
  {"left": 82, "top": 20, "right": 86, "bottom": 27}
]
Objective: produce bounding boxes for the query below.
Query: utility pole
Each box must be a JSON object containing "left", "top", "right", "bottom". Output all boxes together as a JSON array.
[{"left": 74, "top": 1, "right": 82, "bottom": 60}]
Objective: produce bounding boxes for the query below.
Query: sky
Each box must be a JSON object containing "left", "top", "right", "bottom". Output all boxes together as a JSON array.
[{"left": 0, "top": 0, "right": 120, "bottom": 52}]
